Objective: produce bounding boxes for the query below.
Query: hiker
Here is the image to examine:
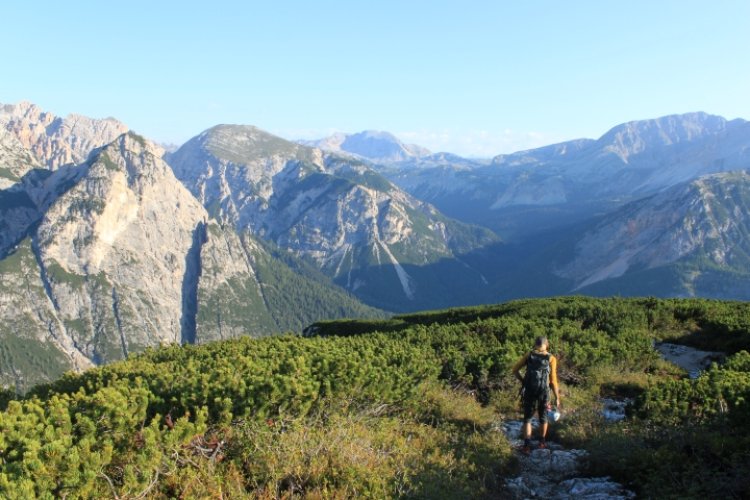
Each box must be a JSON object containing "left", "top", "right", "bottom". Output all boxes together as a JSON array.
[{"left": 512, "top": 336, "right": 561, "bottom": 453}]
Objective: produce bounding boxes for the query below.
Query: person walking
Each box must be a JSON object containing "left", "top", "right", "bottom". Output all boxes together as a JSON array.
[{"left": 512, "top": 336, "right": 562, "bottom": 454}]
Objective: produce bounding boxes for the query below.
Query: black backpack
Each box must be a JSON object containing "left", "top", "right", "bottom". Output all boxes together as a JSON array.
[{"left": 523, "top": 351, "right": 551, "bottom": 398}]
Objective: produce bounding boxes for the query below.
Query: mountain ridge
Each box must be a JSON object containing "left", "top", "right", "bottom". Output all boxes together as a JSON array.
[
  {"left": 168, "top": 124, "right": 497, "bottom": 311},
  {"left": 0, "top": 129, "right": 383, "bottom": 389},
  {"left": 559, "top": 170, "right": 750, "bottom": 296},
  {"left": 382, "top": 112, "right": 750, "bottom": 237},
  {"left": 0, "top": 101, "right": 129, "bottom": 170},
  {"left": 302, "top": 129, "right": 431, "bottom": 163}
]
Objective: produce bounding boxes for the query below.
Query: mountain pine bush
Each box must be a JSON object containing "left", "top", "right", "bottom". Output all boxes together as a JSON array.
[{"left": 1, "top": 296, "right": 750, "bottom": 497}]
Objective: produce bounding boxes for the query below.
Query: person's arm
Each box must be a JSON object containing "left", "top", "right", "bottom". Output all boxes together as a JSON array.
[
  {"left": 512, "top": 352, "right": 530, "bottom": 383},
  {"left": 550, "top": 355, "right": 562, "bottom": 408}
]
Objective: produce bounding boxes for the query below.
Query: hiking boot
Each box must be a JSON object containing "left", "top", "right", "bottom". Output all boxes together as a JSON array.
[
  {"left": 520, "top": 445, "right": 532, "bottom": 455},
  {"left": 538, "top": 441, "right": 548, "bottom": 450}
]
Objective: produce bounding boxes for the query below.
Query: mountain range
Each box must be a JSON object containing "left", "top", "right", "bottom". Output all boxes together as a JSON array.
[
  {"left": 384, "top": 112, "right": 750, "bottom": 237},
  {"left": 0, "top": 104, "right": 381, "bottom": 389},
  {"left": 1, "top": 101, "right": 750, "bottom": 389},
  {"left": 166, "top": 124, "right": 496, "bottom": 310}
]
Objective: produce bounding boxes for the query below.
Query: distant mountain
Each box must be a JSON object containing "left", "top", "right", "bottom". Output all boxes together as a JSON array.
[
  {"left": 556, "top": 170, "right": 750, "bottom": 297},
  {"left": 0, "top": 129, "right": 41, "bottom": 189},
  {"left": 0, "top": 101, "right": 129, "bottom": 170},
  {"left": 302, "top": 130, "right": 431, "bottom": 163},
  {"left": 0, "top": 131, "right": 381, "bottom": 390},
  {"left": 489, "top": 112, "right": 750, "bottom": 202},
  {"left": 385, "top": 112, "right": 750, "bottom": 237},
  {"left": 168, "top": 125, "right": 497, "bottom": 311}
]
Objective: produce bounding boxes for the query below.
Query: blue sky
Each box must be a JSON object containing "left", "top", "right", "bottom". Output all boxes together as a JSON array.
[{"left": 2, "top": 1, "right": 749, "bottom": 156}]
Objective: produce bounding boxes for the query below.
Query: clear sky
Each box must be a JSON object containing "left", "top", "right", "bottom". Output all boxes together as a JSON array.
[{"left": 2, "top": 1, "right": 749, "bottom": 156}]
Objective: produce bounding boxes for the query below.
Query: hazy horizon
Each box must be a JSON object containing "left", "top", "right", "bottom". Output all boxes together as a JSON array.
[{"left": 4, "top": 1, "right": 749, "bottom": 156}]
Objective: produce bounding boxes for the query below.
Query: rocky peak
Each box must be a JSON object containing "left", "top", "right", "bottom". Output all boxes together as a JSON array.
[
  {"left": 0, "top": 101, "right": 128, "bottom": 170},
  {"left": 0, "top": 127, "right": 385, "bottom": 388},
  {"left": 36, "top": 132, "right": 207, "bottom": 276},
  {"left": 341, "top": 130, "right": 431, "bottom": 161},
  {"left": 304, "top": 130, "right": 431, "bottom": 163},
  {"left": 167, "top": 125, "right": 325, "bottom": 197},
  {"left": 88, "top": 132, "right": 172, "bottom": 188},
  {"left": 197, "top": 124, "right": 316, "bottom": 164},
  {"left": 597, "top": 112, "right": 731, "bottom": 162}
]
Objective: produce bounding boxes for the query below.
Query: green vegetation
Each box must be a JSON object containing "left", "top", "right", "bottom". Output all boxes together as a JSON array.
[
  {"left": 250, "top": 238, "right": 387, "bottom": 332},
  {"left": 195, "top": 232, "right": 386, "bottom": 338},
  {"left": 197, "top": 275, "right": 279, "bottom": 338},
  {"left": 45, "top": 260, "right": 86, "bottom": 288},
  {"left": 329, "top": 161, "right": 394, "bottom": 193},
  {"left": 580, "top": 350, "right": 750, "bottom": 498},
  {"left": 0, "top": 331, "right": 71, "bottom": 392},
  {"left": 96, "top": 151, "right": 121, "bottom": 172},
  {"left": 0, "top": 241, "right": 75, "bottom": 391},
  {"left": 127, "top": 131, "right": 148, "bottom": 148},
  {"left": 0, "top": 167, "right": 21, "bottom": 182},
  {"left": 1, "top": 296, "right": 750, "bottom": 497}
]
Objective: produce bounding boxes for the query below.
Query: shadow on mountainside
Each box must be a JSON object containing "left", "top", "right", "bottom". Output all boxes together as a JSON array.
[{"left": 336, "top": 232, "right": 578, "bottom": 314}]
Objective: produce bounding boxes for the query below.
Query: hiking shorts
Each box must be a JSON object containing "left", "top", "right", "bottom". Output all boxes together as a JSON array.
[{"left": 523, "top": 390, "right": 549, "bottom": 424}]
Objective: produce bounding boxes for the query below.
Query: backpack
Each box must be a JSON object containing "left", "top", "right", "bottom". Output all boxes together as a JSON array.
[{"left": 523, "top": 351, "right": 551, "bottom": 398}]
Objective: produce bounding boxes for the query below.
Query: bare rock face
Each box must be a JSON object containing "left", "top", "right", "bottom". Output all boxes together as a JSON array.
[
  {"left": 385, "top": 113, "right": 750, "bottom": 243},
  {"left": 0, "top": 238, "right": 94, "bottom": 391},
  {"left": 34, "top": 133, "right": 210, "bottom": 354},
  {"left": 0, "top": 101, "right": 129, "bottom": 170},
  {"left": 0, "top": 133, "right": 276, "bottom": 389},
  {"left": 0, "top": 129, "right": 380, "bottom": 390},
  {"left": 193, "top": 225, "right": 277, "bottom": 343},
  {"left": 557, "top": 171, "right": 750, "bottom": 290}
]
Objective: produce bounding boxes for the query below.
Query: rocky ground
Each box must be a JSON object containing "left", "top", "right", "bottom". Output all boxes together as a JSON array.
[
  {"left": 655, "top": 342, "right": 724, "bottom": 378},
  {"left": 499, "top": 419, "right": 635, "bottom": 499}
]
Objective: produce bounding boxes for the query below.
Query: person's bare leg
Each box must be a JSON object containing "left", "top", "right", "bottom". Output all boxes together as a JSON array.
[
  {"left": 540, "top": 422, "right": 548, "bottom": 441},
  {"left": 523, "top": 421, "right": 532, "bottom": 440}
]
